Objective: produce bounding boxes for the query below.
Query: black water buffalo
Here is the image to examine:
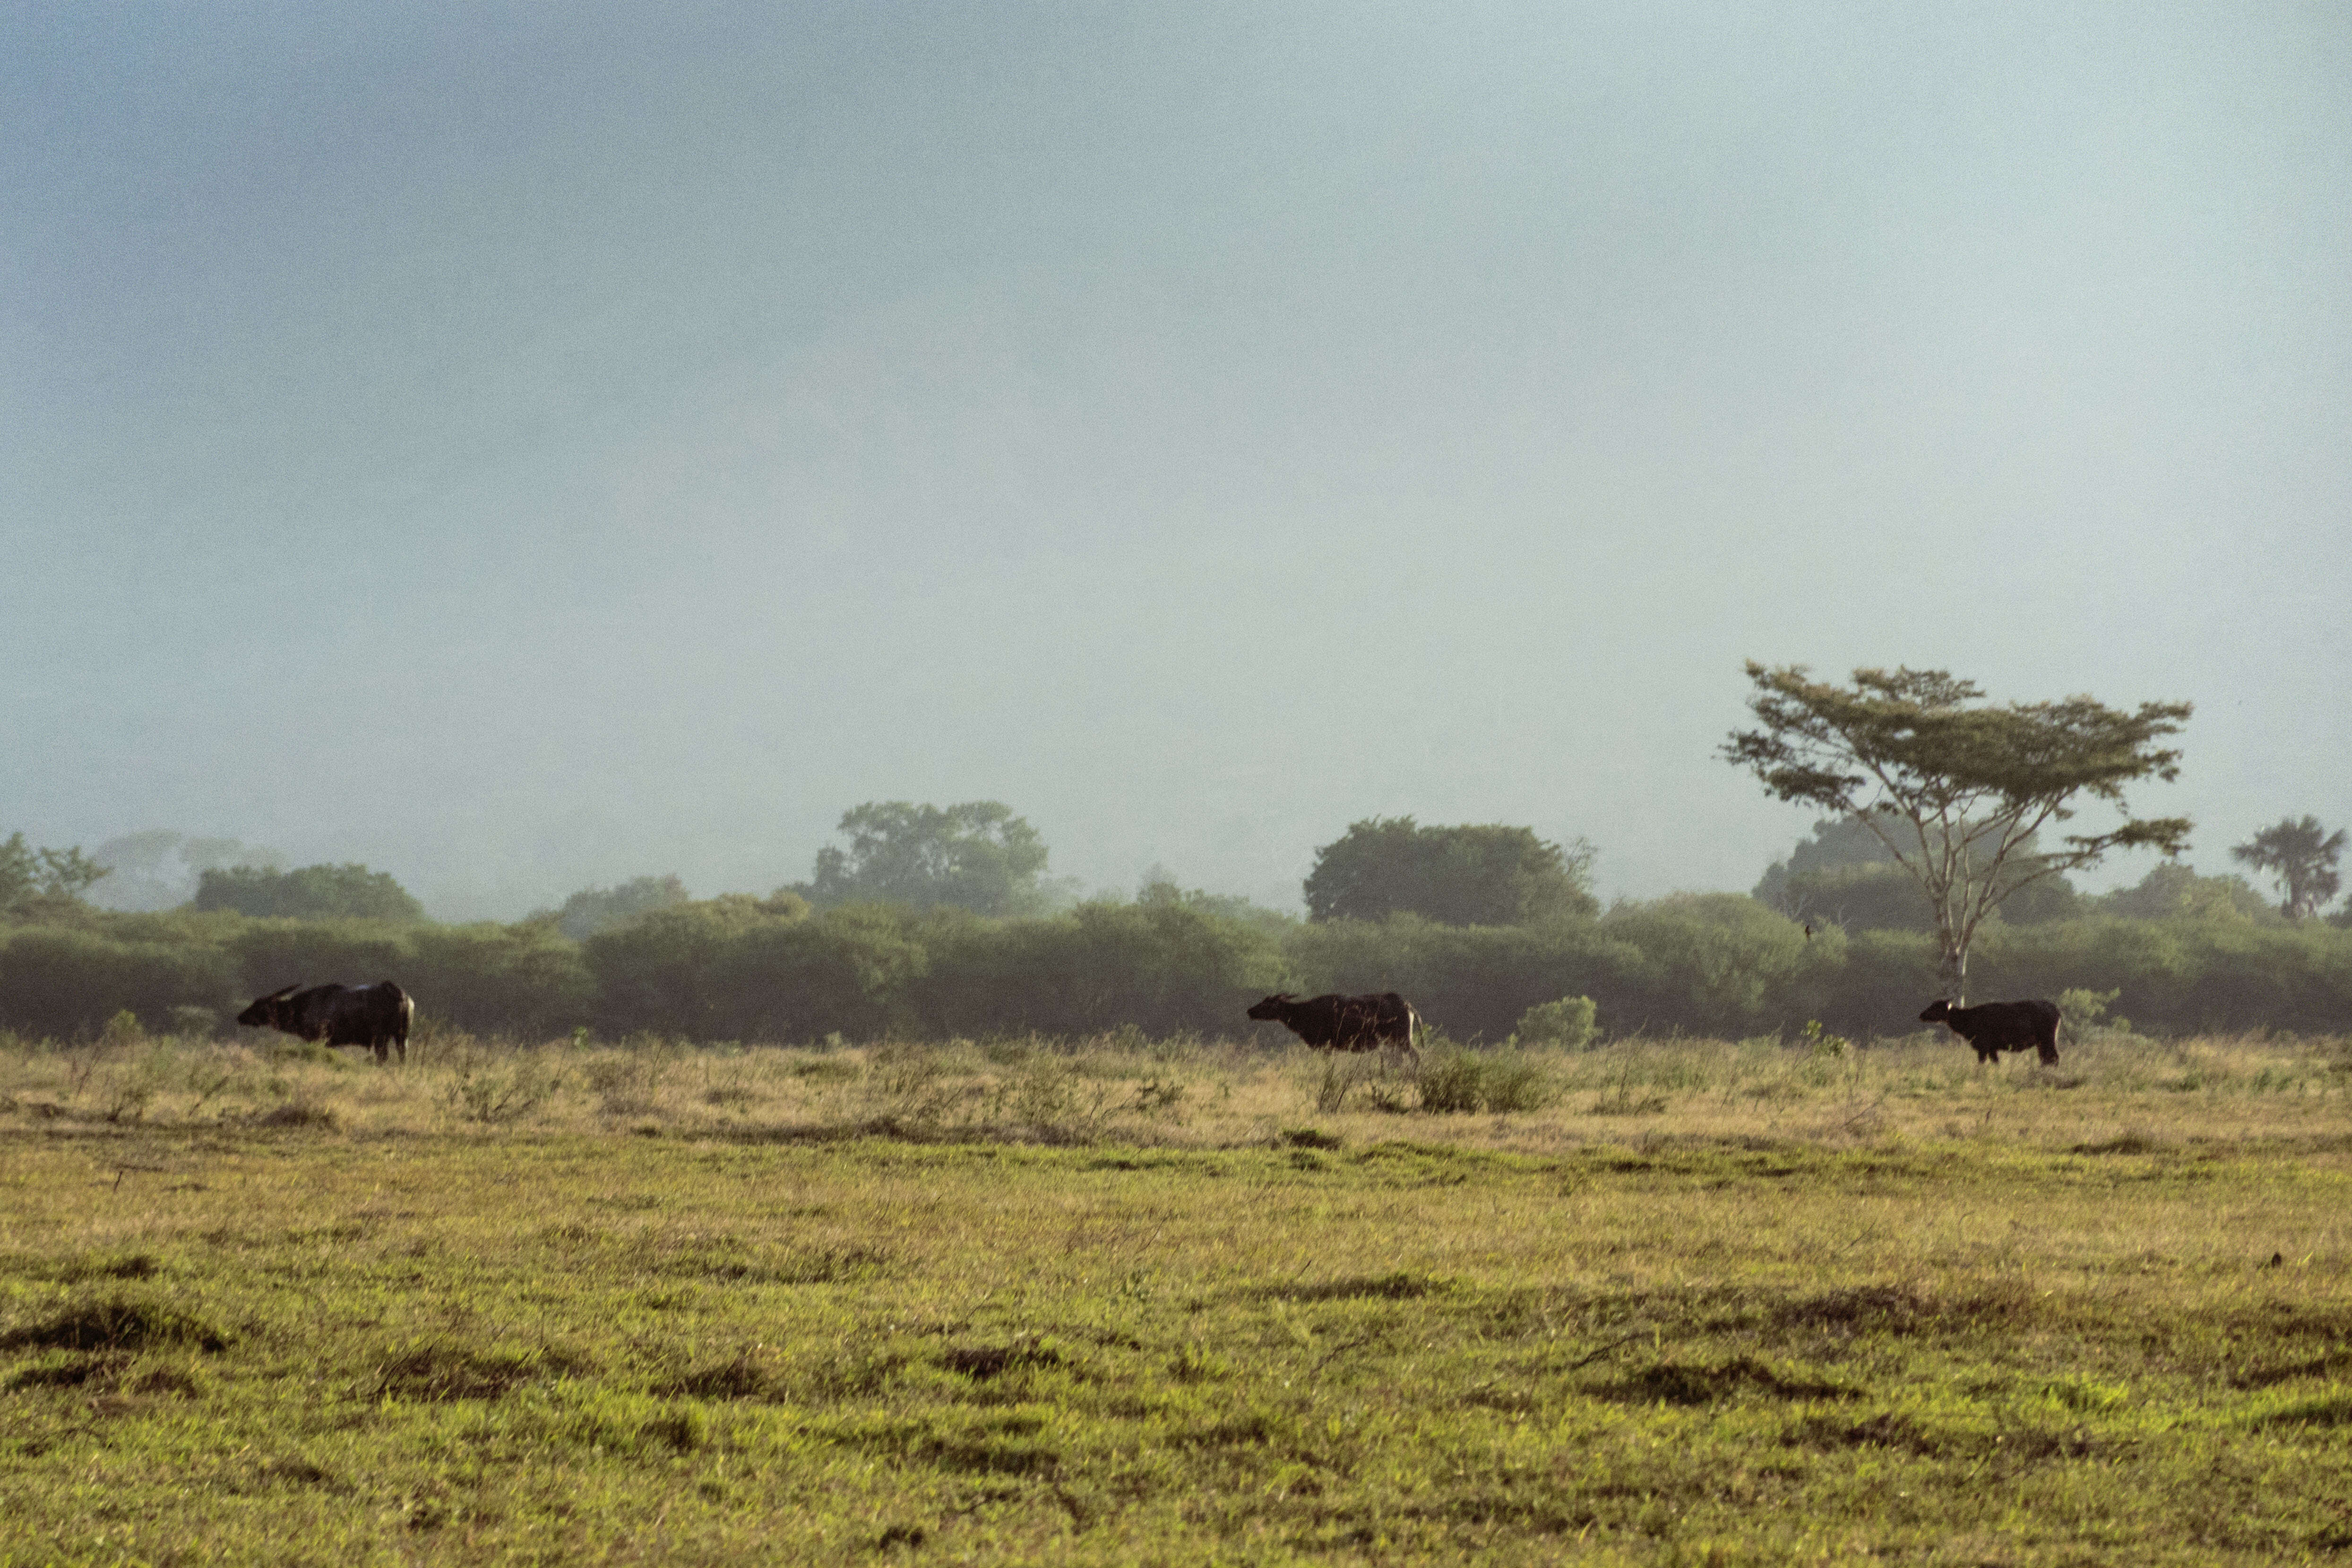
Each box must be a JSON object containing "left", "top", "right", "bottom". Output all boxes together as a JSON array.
[
  {"left": 1920, "top": 998, "right": 2060, "bottom": 1065},
  {"left": 238, "top": 982, "right": 414, "bottom": 1063},
  {"left": 1247, "top": 992, "right": 1421, "bottom": 1067}
]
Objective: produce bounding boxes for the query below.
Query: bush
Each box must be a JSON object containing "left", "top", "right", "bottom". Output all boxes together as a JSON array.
[
  {"left": 1415, "top": 1047, "right": 1551, "bottom": 1115},
  {"left": 1513, "top": 995, "right": 1597, "bottom": 1050},
  {"left": 2057, "top": 987, "right": 2129, "bottom": 1037},
  {"left": 912, "top": 899, "right": 1288, "bottom": 1041},
  {"left": 584, "top": 896, "right": 808, "bottom": 1039},
  {"left": 1480, "top": 1053, "right": 1552, "bottom": 1112},
  {"left": 444, "top": 1053, "right": 563, "bottom": 1125},
  {"left": 227, "top": 920, "right": 410, "bottom": 1003},
  {"left": 1284, "top": 915, "right": 1640, "bottom": 1043},
  {"left": 406, "top": 922, "right": 593, "bottom": 1037},
  {"left": 0, "top": 928, "right": 238, "bottom": 1037}
]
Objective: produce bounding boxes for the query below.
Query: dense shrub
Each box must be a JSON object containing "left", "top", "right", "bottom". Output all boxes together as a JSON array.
[
  {"left": 912, "top": 900, "right": 1290, "bottom": 1040},
  {"left": 227, "top": 920, "right": 413, "bottom": 999},
  {"left": 1415, "top": 1047, "right": 1552, "bottom": 1114},
  {"left": 1513, "top": 995, "right": 1597, "bottom": 1049},
  {"left": 1595, "top": 895, "right": 1822, "bottom": 1037},
  {"left": 1284, "top": 915, "right": 1642, "bottom": 1042},
  {"left": 583, "top": 896, "right": 808, "bottom": 1038},
  {"left": 407, "top": 923, "right": 594, "bottom": 1036},
  {"left": 0, "top": 928, "right": 239, "bottom": 1037},
  {"left": 707, "top": 905, "right": 933, "bottom": 1041}
]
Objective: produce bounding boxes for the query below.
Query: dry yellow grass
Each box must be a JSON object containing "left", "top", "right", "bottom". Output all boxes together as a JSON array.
[{"left": 2, "top": 1023, "right": 2343, "bottom": 1154}]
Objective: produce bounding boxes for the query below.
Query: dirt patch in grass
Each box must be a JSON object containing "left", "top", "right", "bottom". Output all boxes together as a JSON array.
[
  {"left": 1776, "top": 1279, "right": 2039, "bottom": 1335},
  {"left": 251, "top": 1101, "right": 341, "bottom": 1130},
  {"left": 0, "top": 1251, "right": 162, "bottom": 1284},
  {"left": 4, "top": 1353, "right": 122, "bottom": 1390},
  {"left": 941, "top": 1339, "right": 1065, "bottom": 1379},
  {"left": 0, "top": 1297, "right": 230, "bottom": 1354},
  {"left": 1784, "top": 1410, "right": 1951, "bottom": 1455},
  {"left": 1594, "top": 1356, "right": 1854, "bottom": 1406},
  {"left": 2231, "top": 1349, "right": 2352, "bottom": 1389},
  {"left": 2074, "top": 1132, "right": 2169, "bottom": 1154},
  {"left": 649, "top": 1241, "right": 890, "bottom": 1285},
  {"left": 1258, "top": 1271, "right": 1455, "bottom": 1303},
  {"left": 372, "top": 1341, "right": 595, "bottom": 1401},
  {"left": 1775, "top": 1284, "right": 1936, "bottom": 1332},
  {"left": 2244, "top": 1395, "right": 2352, "bottom": 1430},
  {"left": 660, "top": 1349, "right": 783, "bottom": 1401},
  {"left": 255, "top": 1456, "right": 347, "bottom": 1491}
]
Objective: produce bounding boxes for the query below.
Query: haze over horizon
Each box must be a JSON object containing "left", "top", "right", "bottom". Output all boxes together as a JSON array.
[{"left": 8, "top": 4, "right": 2347, "bottom": 921}]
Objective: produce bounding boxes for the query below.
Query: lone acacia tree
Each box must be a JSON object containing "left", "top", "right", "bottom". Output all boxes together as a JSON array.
[
  {"left": 1722, "top": 663, "right": 2192, "bottom": 1001},
  {"left": 2231, "top": 816, "right": 2345, "bottom": 922}
]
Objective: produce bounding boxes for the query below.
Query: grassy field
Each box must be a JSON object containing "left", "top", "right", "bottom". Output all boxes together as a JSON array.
[{"left": 2, "top": 1025, "right": 2348, "bottom": 1564}]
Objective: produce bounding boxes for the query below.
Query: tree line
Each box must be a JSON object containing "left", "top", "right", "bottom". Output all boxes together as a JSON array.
[
  {"left": 9, "top": 663, "right": 2346, "bottom": 1044},
  {"left": 3, "top": 867, "right": 2347, "bottom": 1046}
]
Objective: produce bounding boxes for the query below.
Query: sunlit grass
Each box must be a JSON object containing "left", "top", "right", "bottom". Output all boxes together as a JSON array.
[{"left": 1, "top": 1028, "right": 2348, "bottom": 1563}]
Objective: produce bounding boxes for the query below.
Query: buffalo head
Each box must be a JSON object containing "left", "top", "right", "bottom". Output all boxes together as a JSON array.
[{"left": 236, "top": 984, "right": 303, "bottom": 1030}]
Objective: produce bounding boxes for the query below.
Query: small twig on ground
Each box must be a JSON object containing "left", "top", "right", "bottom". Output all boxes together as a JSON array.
[{"left": 1564, "top": 1332, "right": 1650, "bottom": 1370}]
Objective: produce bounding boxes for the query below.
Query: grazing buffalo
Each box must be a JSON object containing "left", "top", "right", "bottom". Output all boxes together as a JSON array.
[
  {"left": 237, "top": 982, "right": 414, "bottom": 1064},
  {"left": 1920, "top": 998, "right": 2060, "bottom": 1066},
  {"left": 1247, "top": 992, "right": 1421, "bottom": 1067}
]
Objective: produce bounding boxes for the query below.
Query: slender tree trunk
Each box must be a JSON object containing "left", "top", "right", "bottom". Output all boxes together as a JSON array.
[{"left": 1936, "top": 931, "right": 1966, "bottom": 1005}]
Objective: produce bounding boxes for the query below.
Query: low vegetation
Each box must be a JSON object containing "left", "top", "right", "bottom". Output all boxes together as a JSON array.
[
  {"left": 3, "top": 1026, "right": 2348, "bottom": 1562},
  {"left": 9, "top": 892, "right": 2352, "bottom": 1051}
]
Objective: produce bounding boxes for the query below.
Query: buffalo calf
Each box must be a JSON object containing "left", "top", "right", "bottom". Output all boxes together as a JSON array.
[
  {"left": 238, "top": 982, "right": 414, "bottom": 1064},
  {"left": 1920, "top": 998, "right": 2059, "bottom": 1066}
]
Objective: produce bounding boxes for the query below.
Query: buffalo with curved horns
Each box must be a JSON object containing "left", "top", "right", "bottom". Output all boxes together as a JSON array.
[{"left": 237, "top": 981, "right": 414, "bottom": 1064}]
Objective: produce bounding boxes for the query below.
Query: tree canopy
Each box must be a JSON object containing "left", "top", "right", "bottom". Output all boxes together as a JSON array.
[
  {"left": 2094, "top": 862, "right": 2279, "bottom": 924},
  {"left": 1303, "top": 817, "right": 1597, "bottom": 926},
  {"left": 1753, "top": 817, "right": 2079, "bottom": 932},
  {"left": 2231, "top": 816, "right": 2345, "bottom": 922},
  {"left": 0, "top": 833, "right": 108, "bottom": 918},
  {"left": 539, "top": 874, "right": 694, "bottom": 940},
  {"left": 791, "top": 801, "right": 1056, "bottom": 917},
  {"left": 1723, "top": 663, "right": 2191, "bottom": 999},
  {"left": 191, "top": 862, "right": 427, "bottom": 922}
]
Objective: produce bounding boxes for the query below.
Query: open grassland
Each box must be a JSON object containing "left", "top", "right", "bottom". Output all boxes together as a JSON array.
[{"left": 2, "top": 1028, "right": 2349, "bottom": 1564}]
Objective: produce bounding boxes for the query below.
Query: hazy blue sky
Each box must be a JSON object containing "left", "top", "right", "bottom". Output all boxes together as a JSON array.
[{"left": 7, "top": 3, "right": 2347, "bottom": 917}]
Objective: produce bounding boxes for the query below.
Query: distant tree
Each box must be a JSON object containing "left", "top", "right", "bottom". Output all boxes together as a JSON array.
[
  {"left": 1754, "top": 817, "right": 2079, "bottom": 931},
  {"left": 540, "top": 874, "right": 693, "bottom": 941},
  {"left": 1303, "top": 817, "right": 1597, "bottom": 926},
  {"left": 1136, "top": 868, "right": 1300, "bottom": 936},
  {"left": 2230, "top": 816, "right": 2346, "bottom": 922},
  {"left": 790, "top": 801, "right": 1053, "bottom": 917},
  {"left": 191, "top": 863, "right": 427, "bottom": 922},
  {"left": 2095, "top": 862, "right": 2280, "bottom": 924},
  {"left": 87, "top": 831, "right": 285, "bottom": 912},
  {"left": 1723, "top": 663, "right": 2191, "bottom": 1001},
  {"left": 0, "top": 832, "right": 110, "bottom": 917}
]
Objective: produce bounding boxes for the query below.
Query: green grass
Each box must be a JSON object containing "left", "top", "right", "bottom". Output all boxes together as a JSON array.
[{"left": 1, "top": 1031, "right": 2349, "bottom": 1563}]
